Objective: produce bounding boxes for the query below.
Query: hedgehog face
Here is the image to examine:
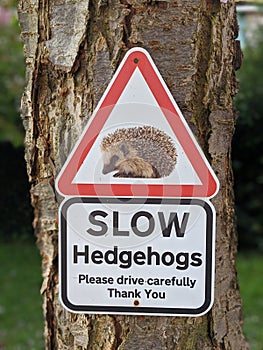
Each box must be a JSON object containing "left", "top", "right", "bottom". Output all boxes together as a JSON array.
[
  {"left": 102, "top": 142, "right": 137, "bottom": 175},
  {"left": 102, "top": 153, "right": 119, "bottom": 174}
]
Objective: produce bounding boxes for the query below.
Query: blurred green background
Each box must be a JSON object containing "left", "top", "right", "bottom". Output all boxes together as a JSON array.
[{"left": 0, "top": 1, "right": 262, "bottom": 349}]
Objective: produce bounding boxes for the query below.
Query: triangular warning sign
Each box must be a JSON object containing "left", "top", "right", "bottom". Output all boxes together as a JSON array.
[{"left": 56, "top": 48, "right": 219, "bottom": 198}]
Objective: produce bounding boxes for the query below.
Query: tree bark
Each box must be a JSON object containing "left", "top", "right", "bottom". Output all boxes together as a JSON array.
[{"left": 18, "top": 0, "right": 248, "bottom": 349}]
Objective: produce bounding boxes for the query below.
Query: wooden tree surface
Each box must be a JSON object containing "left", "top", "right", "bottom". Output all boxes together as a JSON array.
[{"left": 18, "top": 0, "right": 248, "bottom": 349}]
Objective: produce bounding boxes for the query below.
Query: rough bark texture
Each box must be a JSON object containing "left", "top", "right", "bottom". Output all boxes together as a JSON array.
[{"left": 18, "top": 0, "right": 249, "bottom": 349}]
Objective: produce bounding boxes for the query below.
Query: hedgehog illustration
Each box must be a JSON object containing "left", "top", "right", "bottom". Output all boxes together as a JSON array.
[{"left": 100, "top": 126, "right": 177, "bottom": 178}]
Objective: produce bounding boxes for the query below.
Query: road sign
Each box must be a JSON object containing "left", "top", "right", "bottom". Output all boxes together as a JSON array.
[
  {"left": 55, "top": 47, "right": 219, "bottom": 198},
  {"left": 59, "top": 197, "right": 215, "bottom": 316}
]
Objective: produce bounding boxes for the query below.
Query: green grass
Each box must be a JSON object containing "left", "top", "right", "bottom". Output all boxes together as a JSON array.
[
  {"left": 0, "top": 241, "right": 262, "bottom": 349},
  {"left": 0, "top": 240, "right": 44, "bottom": 349},
  {"left": 237, "top": 252, "right": 263, "bottom": 350}
]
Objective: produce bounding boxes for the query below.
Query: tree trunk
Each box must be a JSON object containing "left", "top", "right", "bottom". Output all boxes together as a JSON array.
[{"left": 18, "top": 0, "right": 248, "bottom": 349}]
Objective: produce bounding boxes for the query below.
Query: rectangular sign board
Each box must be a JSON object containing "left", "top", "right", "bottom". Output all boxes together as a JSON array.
[{"left": 59, "top": 197, "right": 215, "bottom": 316}]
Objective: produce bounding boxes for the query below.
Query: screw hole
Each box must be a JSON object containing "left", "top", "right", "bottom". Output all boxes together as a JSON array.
[
  {"left": 133, "top": 299, "right": 140, "bottom": 306},
  {"left": 134, "top": 58, "right": 139, "bottom": 64}
]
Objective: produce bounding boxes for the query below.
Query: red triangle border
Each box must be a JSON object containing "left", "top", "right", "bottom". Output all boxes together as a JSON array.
[{"left": 56, "top": 48, "right": 219, "bottom": 198}]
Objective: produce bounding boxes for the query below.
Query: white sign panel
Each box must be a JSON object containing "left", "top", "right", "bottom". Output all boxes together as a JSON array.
[{"left": 59, "top": 197, "right": 215, "bottom": 316}]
